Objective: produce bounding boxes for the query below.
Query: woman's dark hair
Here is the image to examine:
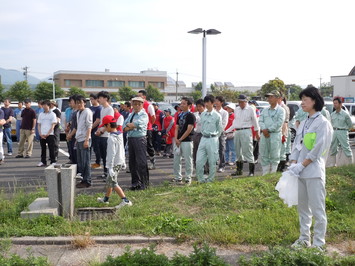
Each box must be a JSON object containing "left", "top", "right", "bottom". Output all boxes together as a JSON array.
[
  {"left": 97, "top": 90, "right": 110, "bottom": 100},
  {"left": 215, "top": 95, "right": 225, "bottom": 103},
  {"left": 299, "top": 85, "right": 324, "bottom": 112},
  {"left": 204, "top": 94, "right": 215, "bottom": 103}
]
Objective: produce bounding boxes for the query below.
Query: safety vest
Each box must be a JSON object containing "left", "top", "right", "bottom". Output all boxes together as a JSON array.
[{"left": 143, "top": 101, "right": 153, "bottom": 130}]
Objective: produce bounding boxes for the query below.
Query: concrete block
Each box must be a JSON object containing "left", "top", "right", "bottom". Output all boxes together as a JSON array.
[
  {"left": 60, "top": 164, "right": 77, "bottom": 219},
  {"left": 20, "top": 197, "right": 58, "bottom": 219},
  {"left": 45, "top": 165, "right": 60, "bottom": 210}
]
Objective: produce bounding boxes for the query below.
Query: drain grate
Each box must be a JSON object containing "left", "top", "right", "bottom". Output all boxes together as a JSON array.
[{"left": 76, "top": 207, "right": 116, "bottom": 221}]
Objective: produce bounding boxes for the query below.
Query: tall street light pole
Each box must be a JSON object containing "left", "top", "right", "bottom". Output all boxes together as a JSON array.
[
  {"left": 188, "top": 28, "right": 221, "bottom": 98},
  {"left": 48, "top": 76, "right": 56, "bottom": 100}
]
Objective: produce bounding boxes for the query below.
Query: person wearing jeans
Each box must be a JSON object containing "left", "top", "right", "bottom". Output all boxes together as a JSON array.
[
  {"left": 75, "top": 96, "right": 93, "bottom": 188},
  {"left": 1, "top": 99, "right": 14, "bottom": 155},
  {"left": 0, "top": 108, "right": 5, "bottom": 163}
]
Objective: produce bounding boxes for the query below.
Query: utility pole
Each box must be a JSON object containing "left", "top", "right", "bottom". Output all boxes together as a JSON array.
[
  {"left": 22, "top": 66, "right": 29, "bottom": 81},
  {"left": 175, "top": 70, "right": 179, "bottom": 101},
  {"left": 319, "top": 75, "right": 322, "bottom": 90}
]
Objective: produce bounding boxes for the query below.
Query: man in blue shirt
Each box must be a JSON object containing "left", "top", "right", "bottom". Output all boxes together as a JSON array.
[
  {"left": 123, "top": 97, "right": 148, "bottom": 190},
  {"left": 1, "top": 99, "right": 14, "bottom": 155},
  {"left": 89, "top": 93, "right": 102, "bottom": 168}
]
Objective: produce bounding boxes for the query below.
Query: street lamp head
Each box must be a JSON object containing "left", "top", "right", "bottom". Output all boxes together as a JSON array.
[
  {"left": 188, "top": 28, "right": 203, "bottom": 34},
  {"left": 206, "top": 29, "right": 221, "bottom": 35}
]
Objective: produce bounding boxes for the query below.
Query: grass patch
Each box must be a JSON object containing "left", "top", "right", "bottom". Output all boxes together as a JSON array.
[{"left": 0, "top": 166, "right": 354, "bottom": 246}]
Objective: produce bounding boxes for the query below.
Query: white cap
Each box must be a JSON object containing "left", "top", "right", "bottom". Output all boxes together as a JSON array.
[{"left": 226, "top": 103, "right": 236, "bottom": 110}]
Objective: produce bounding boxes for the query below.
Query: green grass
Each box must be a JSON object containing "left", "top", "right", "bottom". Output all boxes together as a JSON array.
[{"left": 0, "top": 165, "right": 354, "bottom": 246}]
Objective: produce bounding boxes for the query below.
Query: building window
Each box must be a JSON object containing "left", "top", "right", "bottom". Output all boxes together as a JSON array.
[
  {"left": 149, "top": 82, "right": 164, "bottom": 88},
  {"left": 128, "top": 81, "right": 145, "bottom": 88},
  {"left": 86, "top": 80, "right": 104, "bottom": 87},
  {"left": 64, "top": 79, "right": 82, "bottom": 87},
  {"left": 107, "top": 80, "right": 125, "bottom": 87}
]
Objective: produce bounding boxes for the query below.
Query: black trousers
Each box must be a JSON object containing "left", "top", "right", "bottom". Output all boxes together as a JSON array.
[
  {"left": 40, "top": 135, "right": 56, "bottom": 164},
  {"left": 146, "top": 130, "right": 155, "bottom": 158},
  {"left": 129, "top": 136, "right": 149, "bottom": 189}
]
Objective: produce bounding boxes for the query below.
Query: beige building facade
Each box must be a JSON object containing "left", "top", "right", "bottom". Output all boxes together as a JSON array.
[{"left": 53, "top": 69, "right": 167, "bottom": 93}]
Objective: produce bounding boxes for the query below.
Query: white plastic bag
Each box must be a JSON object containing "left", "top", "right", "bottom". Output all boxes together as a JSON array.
[{"left": 275, "top": 171, "right": 298, "bottom": 207}]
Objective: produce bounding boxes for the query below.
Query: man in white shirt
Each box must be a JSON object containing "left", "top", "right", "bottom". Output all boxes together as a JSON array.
[
  {"left": 214, "top": 96, "right": 229, "bottom": 172},
  {"left": 95, "top": 91, "right": 114, "bottom": 178},
  {"left": 37, "top": 100, "right": 58, "bottom": 167},
  {"left": 226, "top": 94, "right": 260, "bottom": 176}
]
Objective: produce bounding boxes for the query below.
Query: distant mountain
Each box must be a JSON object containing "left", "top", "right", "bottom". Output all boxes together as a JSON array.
[{"left": 0, "top": 67, "right": 41, "bottom": 86}]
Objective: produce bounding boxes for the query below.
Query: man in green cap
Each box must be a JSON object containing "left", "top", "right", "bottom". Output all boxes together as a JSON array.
[
  {"left": 259, "top": 90, "right": 286, "bottom": 175},
  {"left": 328, "top": 97, "right": 353, "bottom": 166}
]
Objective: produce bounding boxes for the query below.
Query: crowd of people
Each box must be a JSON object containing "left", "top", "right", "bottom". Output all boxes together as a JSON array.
[{"left": 0, "top": 85, "right": 353, "bottom": 248}]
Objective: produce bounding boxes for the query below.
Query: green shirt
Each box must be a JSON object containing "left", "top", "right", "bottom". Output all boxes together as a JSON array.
[
  {"left": 200, "top": 109, "right": 223, "bottom": 137},
  {"left": 259, "top": 104, "right": 285, "bottom": 133},
  {"left": 331, "top": 109, "right": 352, "bottom": 130}
]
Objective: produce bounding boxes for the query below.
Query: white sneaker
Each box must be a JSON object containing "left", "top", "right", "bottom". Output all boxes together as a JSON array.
[
  {"left": 97, "top": 197, "right": 109, "bottom": 204},
  {"left": 228, "top": 162, "right": 234, "bottom": 166},
  {"left": 51, "top": 162, "right": 57, "bottom": 166},
  {"left": 291, "top": 239, "right": 311, "bottom": 249},
  {"left": 37, "top": 162, "right": 46, "bottom": 167},
  {"left": 217, "top": 168, "right": 225, "bottom": 173},
  {"left": 75, "top": 173, "right": 83, "bottom": 180},
  {"left": 8, "top": 153, "right": 12, "bottom": 156},
  {"left": 115, "top": 200, "right": 133, "bottom": 209}
]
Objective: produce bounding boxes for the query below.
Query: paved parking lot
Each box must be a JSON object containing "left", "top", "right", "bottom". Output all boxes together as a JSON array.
[{"left": 1, "top": 140, "right": 354, "bottom": 198}]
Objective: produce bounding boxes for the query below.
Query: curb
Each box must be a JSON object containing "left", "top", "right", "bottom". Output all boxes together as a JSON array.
[{"left": 9, "top": 235, "right": 176, "bottom": 245}]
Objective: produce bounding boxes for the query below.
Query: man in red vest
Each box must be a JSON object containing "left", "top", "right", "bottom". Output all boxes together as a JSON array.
[
  {"left": 138, "top": 90, "right": 156, "bottom": 169},
  {"left": 152, "top": 103, "right": 164, "bottom": 156}
]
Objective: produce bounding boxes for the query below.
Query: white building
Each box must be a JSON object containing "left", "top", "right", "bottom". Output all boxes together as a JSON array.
[{"left": 331, "top": 66, "right": 355, "bottom": 100}]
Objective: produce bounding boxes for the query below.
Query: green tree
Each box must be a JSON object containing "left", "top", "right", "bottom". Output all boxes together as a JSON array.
[
  {"left": 33, "top": 81, "right": 65, "bottom": 101},
  {"left": 285, "top": 84, "right": 303, "bottom": 100},
  {"left": 6, "top": 81, "right": 33, "bottom": 101},
  {"left": 118, "top": 86, "right": 137, "bottom": 101},
  {"left": 194, "top": 82, "right": 202, "bottom": 91},
  {"left": 0, "top": 83, "right": 5, "bottom": 102},
  {"left": 190, "top": 90, "right": 202, "bottom": 102},
  {"left": 146, "top": 84, "right": 164, "bottom": 102},
  {"left": 67, "top": 87, "right": 88, "bottom": 97},
  {"left": 211, "top": 88, "right": 238, "bottom": 102},
  {"left": 258, "top": 77, "right": 286, "bottom": 98},
  {"left": 110, "top": 92, "right": 120, "bottom": 102},
  {"left": 320, "top": 82, "right": 334, "bottom": 97}
]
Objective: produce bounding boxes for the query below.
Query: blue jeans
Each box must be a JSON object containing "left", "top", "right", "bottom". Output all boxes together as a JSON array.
[
  {"left": 90, "top": 132, "right": 101, "bottom": 165},
  {"left": 225, "top": 138, "right": 236, "bottom": 163},
  {"left": 3, "top": 127, "right": 12, "bottom": 153},
  {"left": 98, "top": 137, "right": 108, "bottom": 174},
  {"left": 16, "top": 121, "right": 21, "bottom": 142},
  {"left": 76, "top": 140, "right": 91, "bottom": 184}
]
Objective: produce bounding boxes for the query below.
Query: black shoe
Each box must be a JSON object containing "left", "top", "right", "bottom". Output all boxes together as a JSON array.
[
  {"left": 248, "top": 163, "right": 255, "bottom": 177},
  {"left": 25, "top": 155, "right": 31, "bottom": 158},
  {"left": 15, "top": 155, "right": 24, "bottom": 158},
  {"left": 130, "top": 185, "right": 142, "bottom": 191},
  {"left": 232, "top": 161, "right": 243, "bottom": 176},
  {"left": 76, "top": 182, "right": 91, "bottom": 188}
]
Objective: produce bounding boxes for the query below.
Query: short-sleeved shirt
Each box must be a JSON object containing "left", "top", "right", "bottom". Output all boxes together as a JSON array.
[
  {"left": 100, "top": 105, "right": 114, "bottom": 137},
  {"left": 1, "top": 107, "right": 14, "bottom": 128},
  {"left": 21, "top": 108, "right": 36, "bottom": 130},
  {"left": 176, "top": 111, "right": 195, "bottom": 141},
  {"left": 90, "top": 105, "right": 102, "bottom": 133},
  {"left": 0, "top": 109, "right": 4, "bottom": 132},
  {"left": 52, "top": 108, "right": 61, "bottom": 131},
  {"left": 38, "top": 111, "right": 57, "bottom": 135}
]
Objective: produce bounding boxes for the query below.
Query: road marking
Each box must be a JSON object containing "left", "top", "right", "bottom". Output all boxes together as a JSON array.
[{"left": 59, "top": 148, "right": 69, "bottom": 157}]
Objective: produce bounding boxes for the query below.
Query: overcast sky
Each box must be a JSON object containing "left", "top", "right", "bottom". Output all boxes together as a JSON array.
[{"left": 1, "top": 0, "right": 354, "bottom": 87}]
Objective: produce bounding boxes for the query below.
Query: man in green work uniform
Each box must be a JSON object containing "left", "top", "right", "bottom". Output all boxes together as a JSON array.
[
  {"left": 196, "top": 95, "right": 223, "bottom": 183},
  {"left": 259, "top": 90, "right": 285, "bottom": 175},
  {"left": 328, "top": 97, "right": 353, "bottom": 166}
]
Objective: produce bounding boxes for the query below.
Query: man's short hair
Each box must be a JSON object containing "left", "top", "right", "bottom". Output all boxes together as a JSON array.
[
  {"left": 75, "top": 95, "right": 86, "bottom": 103},
  {"left": 90, "top": 93, "right": 98, "bottom": 99},
  {"left": 97, "top": 90, "right": 110, "bottom": 100},
  {"left": 42, "top": 100, "right": 51, "bottom": 106},
  {"left": 124, "top": 101, "right": 131, "bottom": 108},
  {"left": 69, "top": 95, "right": 78, "bottom": 102},
  {"left": 181, "top": 97, "right": 193, "bottom": 106},
  {"left": 215, "top": 96, "right": 225, "bottom": 103},
  {"left": 195, "top": 99, "right": 205, "bottom": 107},
  {"left": 138, "top": 90, "right": 147, "bottom": 96},
  {"left": 333, "top": 97, "right": 342, "bottom": 104},
  {"left": 203, "top": 94, "right": 215, "bottom": 104}
]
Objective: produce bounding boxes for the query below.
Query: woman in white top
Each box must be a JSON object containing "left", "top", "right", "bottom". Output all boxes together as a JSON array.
[{"left": 288, "top": 85, "right": 333, "bottom": 250}]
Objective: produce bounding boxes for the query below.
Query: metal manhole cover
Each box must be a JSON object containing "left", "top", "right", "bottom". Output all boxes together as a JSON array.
[{"left": 76, "top": 207, "right": 116, "bottom": 221}]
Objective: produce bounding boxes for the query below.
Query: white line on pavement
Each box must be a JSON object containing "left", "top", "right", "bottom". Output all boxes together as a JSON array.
[{"left": 59, "top": 148, "right": 69, "bottom": 157}]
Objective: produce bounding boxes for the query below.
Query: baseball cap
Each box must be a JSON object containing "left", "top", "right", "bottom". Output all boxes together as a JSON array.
[
  {"left": 99, "top": 115, "right": 117, "bottom": 128},
  {"left": 265, "top": 90, "right": 281, "bottom": 97},
  {"left": 226, "top": 103, "right": 236, "bottom": 110},
  {"left": 164, "top": 108, "right": 171, "bottom": 113}
]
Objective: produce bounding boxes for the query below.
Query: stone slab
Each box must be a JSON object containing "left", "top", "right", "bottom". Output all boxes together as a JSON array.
[{"left": 20, "top": 197, "right": 58, "bottom": 219}]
